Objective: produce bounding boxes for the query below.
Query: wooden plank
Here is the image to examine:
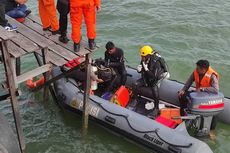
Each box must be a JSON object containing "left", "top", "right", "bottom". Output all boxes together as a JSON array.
[
  {"left": 35, "top": 50, "right": 67, "bottom": 66},
  {"left": 10, "top": 31, "right": 40, "bottom": 53},
  {"left": 23, "top": 17, "right": 88, "bottom": 56},
  {"left": 27, "top": 14, "right": 42, "bottom": 25},
  {"left": 6, "top": 16, "right": 54, "bottom": 48},
  {"left": 49, "top": 33, "right": 91, "bottom": 55},
  {"left": 49, "top": 43, "right": 78, "bottom": 61},
  {"left": 0, "top": 26, "right": 15, "bottom": 41},
  {"left": 17, "top": 63, "right": 52, "bottom": 84},
  {"left": 22, "top": 17, "right": 87, "bottom": 60},
  {"left": 25, "top": 15, "right": 91, "bottom": 56},
  {"left": 27, "top": 15, "right": 96, "bottom": 50},
  {"left": 8, "top": 41, "right": 27, "bottom": 58},
  {"left": 22, "top": 17, "right": 52, "bottom": 37}
]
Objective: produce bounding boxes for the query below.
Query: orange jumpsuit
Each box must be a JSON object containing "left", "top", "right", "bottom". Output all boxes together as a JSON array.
[
  {"left": 70, "top": 0, "right": 100, "bottom": 44},
  {"left": 38, "top": 0, "right": 59, "bottom": 31}
]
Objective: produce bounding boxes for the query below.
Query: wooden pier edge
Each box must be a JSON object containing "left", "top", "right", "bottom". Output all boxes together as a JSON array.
[{"left": 0, "top": 14, "right": 98, "bottom": 152}]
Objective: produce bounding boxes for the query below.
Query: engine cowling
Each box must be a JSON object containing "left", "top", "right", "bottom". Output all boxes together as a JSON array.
[{"left": 188, "top": 92, "right": 224, "bottom": 116}]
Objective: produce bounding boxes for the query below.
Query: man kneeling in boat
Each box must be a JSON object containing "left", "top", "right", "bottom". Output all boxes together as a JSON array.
[
  {"left": 104, "top": 41, "right": 127, "bottom": 91},
  {"left": 133, "top": 45, "right": 169, "bottom": 118}
]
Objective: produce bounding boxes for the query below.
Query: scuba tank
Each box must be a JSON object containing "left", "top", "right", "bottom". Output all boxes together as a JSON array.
[
  {"left": 91, "top": 66, "right": 98, "bottom": 90},
  {"left": 141, "top": 52, "right": 168, "bottom": 87},
  {"left": 153, "top": 52, "right": 168, "bottom": 73}
]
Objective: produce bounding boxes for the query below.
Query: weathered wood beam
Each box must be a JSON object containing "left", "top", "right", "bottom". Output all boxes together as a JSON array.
[
  {"left": 82, "top": 53, "right": 91, "bottom": 136},
  {"left": 0, "top": 26, "right": 15, "bottom": 40},
  {"left": 16, "top": 57, "right": 21, "bottom": 76},
  {"left": 16, "top": 63, "right": 52, "bottom": 84},
  {"left": 41, "top": 47, "right": 50, "bottom": 100},
  {"left": 0, "top": 40, "right": 25, "bottom": 153}
]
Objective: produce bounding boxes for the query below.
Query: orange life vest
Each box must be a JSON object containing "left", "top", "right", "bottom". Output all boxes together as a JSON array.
[
  {"left": 26, "top": 76, "right": 45, "bottom": 90},
  {"left": 193, "top": 67, "right": 219, "bottom": 89}
]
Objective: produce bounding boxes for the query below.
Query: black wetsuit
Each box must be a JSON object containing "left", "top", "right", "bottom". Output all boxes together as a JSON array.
[
  {"left": 57, "top": 0, "right": 70, "bottom": 36},
  {"left": 104, "top": 47, "right": 127, "bottom": 90},
  {"left": 133, "top": 53, "right": 167, "bottom": 109}
]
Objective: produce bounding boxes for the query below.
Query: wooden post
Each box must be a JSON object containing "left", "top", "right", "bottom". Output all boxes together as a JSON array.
[
  {"left": 34, "top": 52, "right": 57, "bottom": 103},
  {"left": 82, "top": 54, "right": 91, "bottom": 136},
  {"left": 41, "top": 47, "right": 50, "bottom": 100},
  {"left": 16, "top": 57, "right": 21, "bottom": 76},
  {"left": 34, "top": 52, "right": 42, "bottom": 66},
  {"left": 10, "top": 58, "right": 18, "bottom": 89},
  {"left": 0, "top": 40, "right": 25, "bottom": 153}
]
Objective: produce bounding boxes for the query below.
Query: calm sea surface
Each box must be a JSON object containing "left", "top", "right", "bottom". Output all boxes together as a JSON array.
[{"left": 0, "top": 0, "right": 230, "bottom": 152}]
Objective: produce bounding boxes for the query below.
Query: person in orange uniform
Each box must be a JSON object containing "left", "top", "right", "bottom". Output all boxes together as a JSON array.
[
  {"left": 70, "top": 0, "right": 101, "bottom": 52},
  {"left": 38, "top": 0, "right": 59, "bottom": 34}
]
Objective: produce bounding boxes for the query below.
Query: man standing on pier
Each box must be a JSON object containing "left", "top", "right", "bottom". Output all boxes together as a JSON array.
[
  {"left": 38, "top": 0, "right": 59, "bottom": 34},
  {"left": 70, "top": 0, "right": 101, "bottom": 52},
  {"left": 57, "top": 0, "right": 70, "bottom": 43}
]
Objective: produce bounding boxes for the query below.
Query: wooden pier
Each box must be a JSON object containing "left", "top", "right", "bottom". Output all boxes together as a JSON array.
[{"left": 0, "top": 15, "right": 97, "bottom": 152}]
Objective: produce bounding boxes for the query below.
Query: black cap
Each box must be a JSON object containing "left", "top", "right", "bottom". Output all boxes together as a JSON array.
[
  {"left": 196, "top": 59, "right": 210, "bottom": 69},
  {"left": 105, "top": 41, "right": 115, "bottom": 50}
]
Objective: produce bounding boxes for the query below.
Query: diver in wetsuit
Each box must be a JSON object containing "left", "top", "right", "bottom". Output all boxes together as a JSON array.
[
  {"left": 133, "top": 45, "right": 169, "bottom": 118},
  {"left": 104, "top": 41, "right": 127, "bottom": 91}
]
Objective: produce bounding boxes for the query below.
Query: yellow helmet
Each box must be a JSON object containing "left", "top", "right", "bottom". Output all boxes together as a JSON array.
[{"left": 139, "top": 45, "right": 153, "bottom": 56}]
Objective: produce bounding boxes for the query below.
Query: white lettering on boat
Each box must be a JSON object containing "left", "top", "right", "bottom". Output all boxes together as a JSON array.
[
  {"left": 70, "top": 99, "right": 100, "bottom": 118},
  {"left": 200, "top": 99, "right": 223, "bottom": 106},
  {"left": 143, "top": 134, "right": 164, "bottom": 146}
]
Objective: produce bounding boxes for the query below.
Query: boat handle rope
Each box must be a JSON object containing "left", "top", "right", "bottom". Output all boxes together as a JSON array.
[{"left": 67, "top": 79, "right": 192, "bottom": 148}]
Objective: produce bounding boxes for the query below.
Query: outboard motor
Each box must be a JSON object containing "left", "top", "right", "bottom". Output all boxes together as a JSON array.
[{"left": 188, "top": 92, "right": 224, "bottom": 137}]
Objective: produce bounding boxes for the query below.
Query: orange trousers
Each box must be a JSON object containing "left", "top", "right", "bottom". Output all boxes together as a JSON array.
[
  {"left": 38, "top": 0, "right": 59, "bottom": 31},
  {"left": 70, "top": 6, "right": 96, "bottom": 44}
]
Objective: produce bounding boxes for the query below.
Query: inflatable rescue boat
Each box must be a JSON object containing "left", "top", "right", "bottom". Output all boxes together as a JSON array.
[{"left": 52, "top": 65, "right": 229, "bottom": 153}]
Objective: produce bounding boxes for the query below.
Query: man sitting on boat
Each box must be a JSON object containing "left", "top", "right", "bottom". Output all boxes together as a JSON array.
[
  {"left": 178, "top": 59, "right": 219, "bottom": 137},
  {"left": 178, "top": 59, "right": 219, "bottom": 115},
  {"left": 104, "top": 41, "right": 127, "bottom": 91},
  {"left": 133, "top": 45, "right": 169, "bottom": 118}
]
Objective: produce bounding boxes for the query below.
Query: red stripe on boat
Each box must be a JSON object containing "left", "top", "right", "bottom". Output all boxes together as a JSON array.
[{"left": 198, "top": 103, "right": 224, "bottom": 109}]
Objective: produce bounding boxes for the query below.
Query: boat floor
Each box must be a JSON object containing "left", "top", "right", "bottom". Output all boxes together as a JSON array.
[{"left": 70, "top": 78, "right": 179, "bottom": 120}]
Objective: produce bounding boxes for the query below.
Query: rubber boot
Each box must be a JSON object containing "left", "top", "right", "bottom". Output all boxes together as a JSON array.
[
  {"left": 59, "top": 33, "right": 69, "bottom": 44},
  {"left": 74, "top": 43, "right": 80, "bottom": 52},
  {"left": 43, "top": 26, "right": 51, "bottom": 31},
  {"left": 88, "top": 39, "right": 96, "bottom": 50},
  {"left": 52, "top": 30, "right": 60, "bottom": 35}
]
